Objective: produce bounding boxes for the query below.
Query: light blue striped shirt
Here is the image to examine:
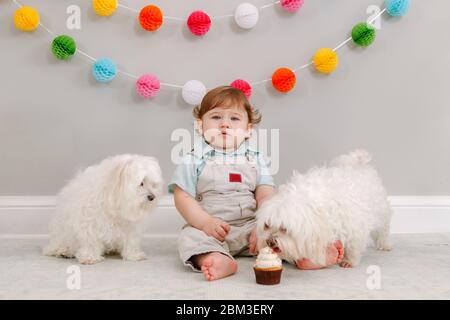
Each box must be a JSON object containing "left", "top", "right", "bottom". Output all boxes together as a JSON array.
[{"left": 168, "top": 139, "right": 275, "bottom": 198}]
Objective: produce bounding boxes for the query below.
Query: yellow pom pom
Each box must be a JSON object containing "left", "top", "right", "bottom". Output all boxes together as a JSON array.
[
  {"left": 93, "top": 0, "right": 118, "bottom": 17},
  {"left": 14, "top": 6, "right": 40, "bottom": 32},
  {"left": 313, "top": 48, "right": 339, "bottom": 74}
]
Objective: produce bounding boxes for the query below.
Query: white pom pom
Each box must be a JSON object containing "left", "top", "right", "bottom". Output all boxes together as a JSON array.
[
  {"left": 182, "top": 80, "right": 207, "bottom": 105},
  {"left": 234, "top": 3, "right": 259, "bottom": 29}
]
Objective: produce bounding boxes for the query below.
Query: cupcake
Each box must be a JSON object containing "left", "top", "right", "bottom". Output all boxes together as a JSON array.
[{"left": 253, "top": 247, "right": 283, "bottom": 285}]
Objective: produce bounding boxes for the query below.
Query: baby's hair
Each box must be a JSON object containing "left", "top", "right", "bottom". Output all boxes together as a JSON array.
[{"left": 193, "top": 86, "right": 262, "bottom": 125}]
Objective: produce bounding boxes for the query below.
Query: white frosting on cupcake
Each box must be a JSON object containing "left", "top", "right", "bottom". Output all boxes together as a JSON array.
[{"left": 254, "top": 247, "right": 282, "bottom": 269}]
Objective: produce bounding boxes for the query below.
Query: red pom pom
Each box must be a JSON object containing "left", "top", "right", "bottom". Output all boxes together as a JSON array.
[
  {"left": 187, "top": 11, "right": 211, "bottom": 36},
  {"left": 230, "top": 79, "right": 252, "bottom": 99},
  {"left": 272, "top": 68, "right": 296, "bottom": 93},
  {"left": 139, "top": 5, "right": 163, "bottom": 31},
  {"left": 281, "top": 0, "right": 304, "bottom": 13}
]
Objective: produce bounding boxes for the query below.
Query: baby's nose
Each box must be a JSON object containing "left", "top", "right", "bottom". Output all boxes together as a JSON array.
[{"left": 220, "top": 122, "right": 230, "bottom": 129}]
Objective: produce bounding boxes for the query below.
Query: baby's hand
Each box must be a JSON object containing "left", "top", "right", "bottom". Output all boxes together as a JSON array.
[
  {"left": 201, "top": 217, "right": 230, "bottom": 242},
  {"left": 249, "top": 226, "right": 258, "bottom": 255}
]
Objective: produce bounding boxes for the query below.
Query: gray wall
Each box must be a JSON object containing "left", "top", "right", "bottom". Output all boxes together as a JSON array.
[{"left": 0, "top": 0, "right": 449, "bottom": 196}]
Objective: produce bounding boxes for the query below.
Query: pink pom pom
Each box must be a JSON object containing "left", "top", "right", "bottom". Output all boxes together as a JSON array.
[
  {"left": 230, "top": 79, "right": 252, "bottom": 99},
  {"left": 136, "top": 74, "right": 160, "bottom": 99},
  {"left": 187, "top": 11, "right": 211, "bottom": 36},
  {"left": 280, "top": 0, "right": 304, "bottom": 13}
]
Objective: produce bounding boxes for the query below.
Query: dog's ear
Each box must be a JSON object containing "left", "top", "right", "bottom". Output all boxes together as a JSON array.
[
  {"left": 291, "top": 201, "right": 330, "bottom": 266},
  {"left": 309, "top": 233, "right": 328, "bottom": 266},
  {"left": 107, "top": 159, "right": 133, "bottom": 204}
]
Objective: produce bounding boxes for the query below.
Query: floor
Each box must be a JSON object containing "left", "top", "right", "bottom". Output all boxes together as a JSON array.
[{"left": 1, "top": 233, "right": 449, "bottom": 300}]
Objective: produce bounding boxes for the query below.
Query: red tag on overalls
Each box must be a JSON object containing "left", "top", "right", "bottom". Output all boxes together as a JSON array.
[{"left": 229, "top": 173, "right": 242, "bottom": 183}]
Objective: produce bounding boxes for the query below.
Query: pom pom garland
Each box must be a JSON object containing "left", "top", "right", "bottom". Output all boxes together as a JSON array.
[
  {"left": 92, "top": 58, "right": 117, "bottom": 83},
  {"left": 234, "top": 3, "right": 259, "bottom": 29},
  {"left": 51, "top": 35, "right": 77, "bottom": 60},
  {"left": 139, "top": 5, "right": 163, "bottom": 31},
  {"left": 230, "top": 79, "right": 252, "bottom": 99},
  {"left": 136, "top": 74, "right": 161, "bottom": 98},
  {"left": 313, "top": 48, "right": 338, "bottom": 74},
  {"left": 14, "top": 6, "right": 40, "bottom": 32},
  {"left": 187, "top": 11, "right": 211, "bottom": 36},
  {"left": 14, "top": 1, "right": 410, "bottom": 99},
  {"left": 272, "top": 68, "right": 296, "bottom": 93},
  {"left": 182, "top": 80, "right": 207, "bottom": 105},
  {"left": 92, "top": 0, "right": 118, "bottom": 17},
  {"left": 351, "top": 23, "right": 376, "bottom": 47},
  {"left": 280, "top": 0, "right": 304, "bottom": 13},
  {"left": 385, "top": 0, "right": 410, "bottom": 17}
]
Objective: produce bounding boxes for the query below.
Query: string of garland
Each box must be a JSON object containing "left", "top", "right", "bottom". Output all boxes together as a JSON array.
[
  {"left": 11, "top": 0, "right": 410, "bottom": 105},
  {"left": 94, "top": 0, "right": 306, "bottom": 35}
]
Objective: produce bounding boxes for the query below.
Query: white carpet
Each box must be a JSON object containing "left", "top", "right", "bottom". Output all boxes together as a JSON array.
[{"left": 1, "top": 233, "right": 449, "bottom": 300}]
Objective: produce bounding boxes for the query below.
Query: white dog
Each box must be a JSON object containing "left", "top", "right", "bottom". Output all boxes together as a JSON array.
[
  {"left": 256, "top": 150, "right": 392, "bottom": 268},
  {"left": 43, "top": 154, "right": 163, "bottom": 265}
]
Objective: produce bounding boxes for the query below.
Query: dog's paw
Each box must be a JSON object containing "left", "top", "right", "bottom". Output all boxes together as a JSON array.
[
  {"left": 43, "top": 246, "right": 74, "bottom": 258},
  {"left": 76, "top": 248, "right": 105, "bottom": 265},
  {"left": 122, "top": 251, "right": 147, "bottom": 261},
  {"left": 377, "top": 243, "right": 393, "bottom": 251},
  {"left": 339, "top": 261, "right": 353, "bottom": 268},
  {"left": 78, "top": 256, "right": 105, "bottom": 265}
]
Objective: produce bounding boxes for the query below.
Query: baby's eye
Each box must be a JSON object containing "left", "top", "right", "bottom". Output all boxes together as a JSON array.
[
  {"left": 231, "top": 117, "right": 241, "bottom": 121},
  {"left": 211, "top": 116, "right": 221, "bottom": 120}
]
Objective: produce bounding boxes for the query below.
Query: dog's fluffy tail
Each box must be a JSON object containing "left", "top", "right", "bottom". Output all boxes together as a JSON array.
[{"left": 331, "top": 149, "right": 372, "bottom": 167}]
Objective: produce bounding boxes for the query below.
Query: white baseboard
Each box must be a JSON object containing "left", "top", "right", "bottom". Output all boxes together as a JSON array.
[{"left": 0, "top": 196, "right": 449, "bottom": 237}]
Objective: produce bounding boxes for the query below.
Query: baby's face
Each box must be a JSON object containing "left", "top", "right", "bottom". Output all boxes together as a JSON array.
[{"left": 198, "top": 105, "right": 252, "bottom": 152}]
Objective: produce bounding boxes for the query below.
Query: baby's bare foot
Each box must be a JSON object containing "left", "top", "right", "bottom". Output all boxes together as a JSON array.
[
  {"left": 296, "top": 240, "right": 345, "bottom": 270},
  {"left": 333, "top": 240, "right": 344, "bottom": 264},
  {"left": 296, "top": 259, "right": 325, "bottom": 270},
  {"left": 199, "top": 252, "right": 237, "bottom": 281}
]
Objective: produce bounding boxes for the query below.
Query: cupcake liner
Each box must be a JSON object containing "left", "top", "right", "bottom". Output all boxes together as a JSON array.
[{"left": 254, "top": 267, "right": 282, "bottom": 285}]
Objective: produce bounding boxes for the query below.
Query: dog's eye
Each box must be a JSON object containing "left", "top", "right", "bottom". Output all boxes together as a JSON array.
[
  {"left": 140, "top": 182, "right": 144, "bottom": 187},
  {"left": 264, "top": 222, "right": 270, "bottom": 230},
  {"left": 280, "top": 226, "right": 287, "bottom": 233}
]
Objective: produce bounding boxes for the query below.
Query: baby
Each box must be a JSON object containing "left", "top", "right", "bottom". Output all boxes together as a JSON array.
[{"left": 169, "top": 86, "right": 343, "bottom": 281}]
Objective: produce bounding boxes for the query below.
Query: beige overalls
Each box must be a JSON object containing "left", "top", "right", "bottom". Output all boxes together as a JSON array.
[{"left": 178, "top": 151, "right": 260, "bottom": 271}]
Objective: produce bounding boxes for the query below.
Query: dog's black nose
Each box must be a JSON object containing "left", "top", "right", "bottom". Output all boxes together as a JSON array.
[
  {"left": 147, "top": 194, "right": 155, "bottom": 201},
  {"left": 266, "top": 238, "right": 276, "bottom": 248}
]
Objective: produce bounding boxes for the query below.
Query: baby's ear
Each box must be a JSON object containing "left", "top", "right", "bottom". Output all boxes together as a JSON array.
[
  {"left": 245, "top": 123, "right": 253, "bottom": 138},
  {"left": 195, "top": 119, "right": 203, "bottom": 135}
]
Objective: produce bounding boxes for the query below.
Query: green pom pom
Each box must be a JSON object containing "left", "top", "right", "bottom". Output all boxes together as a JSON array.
[
  {"left": 351, "top": 23, "right": 376, "bottom": 47},
  {"left": 51, "top": 35, "right": 76, "bottom": 60}
]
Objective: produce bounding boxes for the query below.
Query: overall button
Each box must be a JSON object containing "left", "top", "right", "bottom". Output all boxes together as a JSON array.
[{"left": 195, "top": 194, "right": 203, "bottom": 201}]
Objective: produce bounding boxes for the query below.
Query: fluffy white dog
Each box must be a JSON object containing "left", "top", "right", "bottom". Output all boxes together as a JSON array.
[
  {"left": 43, "top": 154, "right": 163, "bottom": 265},
  {"left": 256, "top": 150, "right": 392, "bottom": 268}
]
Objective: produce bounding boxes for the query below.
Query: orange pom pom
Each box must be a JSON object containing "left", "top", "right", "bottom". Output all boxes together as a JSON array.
[
  {"left": 272, "top": 68, "right": 296, "bottom": 93},
  {"left": 139, "top": 5, "right": 163, "bottom": 31}
]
